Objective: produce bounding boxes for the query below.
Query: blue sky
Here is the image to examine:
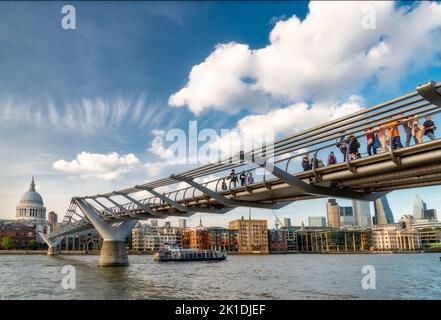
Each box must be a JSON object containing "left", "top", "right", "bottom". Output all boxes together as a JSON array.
[{"left": 1, "top": 1, "right": 441, "bottom": 227}]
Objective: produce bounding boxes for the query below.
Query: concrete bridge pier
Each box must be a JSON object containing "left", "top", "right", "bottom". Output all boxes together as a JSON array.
[
  {"left": 99, "top": 240, "right": 131, "bottom": 267},
  {"left": 47, "top": 245, "right": 59, "bottom": 256},
  {"left": 74, "top": 198, "right": 137, "bottom": 267}
]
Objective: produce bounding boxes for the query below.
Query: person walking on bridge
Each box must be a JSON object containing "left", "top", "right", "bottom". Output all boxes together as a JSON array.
[
  {"left": 348, "top": 135, "right": 360, "bottom": 160},
  {"left": 302, "top": 153, "right": 311, "bottom": 171},
  {"left": 376, "top": 123, "right": 388, "bottom": 153},
  {"left": 411, "top": 116, "right": 424, "bottom": 144},
  {"left": 364, "top": 127, "right": 377, "bottom": 156},
  {"left": 336, "top": 135, "right": 348, "bottom": 161},
  {"left": 327, "top": 151, "right": 336, "bottom": 165},
  {"left": 423, "top": 115, "right": 437, "bottom": 141},
  {"left": 401, "top": 115, "right": 414, "bottom": 147},
  {"left": 386, "top": 119, "right": 403, "bottom": 150},
  {"left": 221, "top": 178, "right": 227, "bottom": 191},
  {"left": 228, "top": 169, "right": 238, "bottom": 189},
  {"left": 239, "top": 172, "right": 246, "bottom": 186},
  {"left": 247, "top": 172, "right": 254, "bottom": 185},
  {"left": 310, "top": 156, "right": 319, "bottom": 169}
]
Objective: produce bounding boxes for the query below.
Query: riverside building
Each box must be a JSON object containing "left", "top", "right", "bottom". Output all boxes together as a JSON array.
[
  {"left": 371, "top": 216, "right": 421, "bottom": 252},
  {"left": 229, "top": 217, "right": 269, "bottom": 254},
  {"left": 207, "top": 227, "right": 238, "bottom": 252},
  {"left": 132, "top": 223, "right": 181, "bottom": 252},
  {"left": 268, "top": 229, "right": 288, "bottom": 253},
  {"left": 297, "top": 228, "right": 372, "bottom": 253}
]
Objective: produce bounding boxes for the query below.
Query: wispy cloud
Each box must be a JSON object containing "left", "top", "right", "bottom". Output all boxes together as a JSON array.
[{"left": 0, "top": 94, "right": 170, "bottom": 134}]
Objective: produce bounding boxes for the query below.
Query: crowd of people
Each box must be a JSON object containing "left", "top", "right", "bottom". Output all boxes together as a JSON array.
[
  {"left": 221, "top": 169, "right": 254, "bottom": 190},
  {"left": 217, "top": 115, "right": 438, "bottom": 187},
  {"left": 301, "top": 115, "right": 437, "bottom": 172}
]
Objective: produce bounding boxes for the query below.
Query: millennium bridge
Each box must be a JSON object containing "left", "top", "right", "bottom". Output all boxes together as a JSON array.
[{"left": 41, "top": 80, "right": 441, "bottom": 266}]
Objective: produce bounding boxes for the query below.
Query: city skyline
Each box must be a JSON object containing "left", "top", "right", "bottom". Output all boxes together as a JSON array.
[{"left": 2, "top": 174, "right": 441, "bottom": 229}]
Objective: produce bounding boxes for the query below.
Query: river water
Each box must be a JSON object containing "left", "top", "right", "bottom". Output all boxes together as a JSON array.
[{"left": 0, "top": 253, "right": 439, "bottom": 300}]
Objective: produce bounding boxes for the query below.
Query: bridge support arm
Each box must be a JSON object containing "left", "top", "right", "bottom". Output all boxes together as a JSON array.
[
  {"left": 89, "top": 198, "right": 118, "bottom": 218},
  {"left": 74, "top": 198, "right": 138, "bottom": 267},
  {"left": 103, "top": 196, "right": 138, "bottom": 218},
  {"left": 39, "top": 233, "right": 64, "bottom": 256},
  {"left": 134, "top": 186, "right": 188, "bottom": 212},
  {"left": 258, "top": 161, "right": 387, "bottom": 201},
  {"left": 170, "top": 175, "right": 290, "bottom": 209},
  {"left": 113, "top": 192, "right": 159, "bottom": 216}
]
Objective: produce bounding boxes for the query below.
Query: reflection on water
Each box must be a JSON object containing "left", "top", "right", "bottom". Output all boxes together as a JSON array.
[{"left": 0, "top": 253, "right": 440, "bottom": 299}]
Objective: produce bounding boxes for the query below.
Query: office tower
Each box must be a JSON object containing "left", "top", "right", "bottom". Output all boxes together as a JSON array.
[
  {"left": 423, "top": 209, "right": 437, "bottom": 220},
  {"left": 413, "top": 195, "right": 427, "bottom": 219},
  {"left": 339, "top": 206, "right": 356, "bottom": 226},
  {"left": 308, "top": 216, "right": 327, "bottom": 227},
  {"left": 352, "top": 200, "right": 372, "bottom": 227},
  {"left": 47, "top": 211, "right": 58, "bottom": 226},
  {"left": 283, "top": 218, "right": 291, "bottom": 228},
  {"left": 374, "top": 196, "right": 395, "bottom": 225},
  {"left": 326, "top": 199, "right": 340, "bottom": 228}
]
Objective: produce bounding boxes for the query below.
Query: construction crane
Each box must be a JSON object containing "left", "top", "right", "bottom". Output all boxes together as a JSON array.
[
  {"left": 248, "top": 207, "right": 283, "bottom": 229},
  {"left": 272, "top": 209, "right": 283, "bottom": 229}
]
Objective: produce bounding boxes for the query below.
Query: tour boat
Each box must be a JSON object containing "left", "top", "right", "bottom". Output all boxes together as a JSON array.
[{"left": 153, "top": 245, "right": 227, "bottom": 262}]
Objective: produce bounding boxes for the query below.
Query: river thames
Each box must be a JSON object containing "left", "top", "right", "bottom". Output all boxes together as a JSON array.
[{"left": 0, "top": 253, "right": 439, "bottom": 300}]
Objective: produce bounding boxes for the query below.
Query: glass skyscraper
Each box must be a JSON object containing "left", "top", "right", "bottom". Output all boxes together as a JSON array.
[
  {"left": 339, "top": 206, "right": 356, "bottom": 226},
  {"left": 374, "top": 196, "right": 395, "bottom": 225},
  {"left": 413, "top": 195, "right": 427, "bottom": 219},
  {"left": 352, "top": 200, "right": 372, "bottom": 227}
]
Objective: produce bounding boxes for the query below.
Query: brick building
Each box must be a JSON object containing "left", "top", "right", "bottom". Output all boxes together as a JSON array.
[
  {"left": 208, "top": 227, "right": 239, "bottom": 252},
  {"left": 268, "top": 229, "right": 288, "bottom": 253},
  {"left": 229, "top": 217, "right": 269, "bottom": 254},
  {"left": 0, "top": 222, "right": 36, "bottom": 249},
  {"left": 182, "top": 228, "right": 211, "bottom": 250}
]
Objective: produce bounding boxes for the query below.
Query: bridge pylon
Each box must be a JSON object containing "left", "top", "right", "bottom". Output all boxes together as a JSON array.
[{"left": 74, "top": 198, "right": 138, "bottom": 267}]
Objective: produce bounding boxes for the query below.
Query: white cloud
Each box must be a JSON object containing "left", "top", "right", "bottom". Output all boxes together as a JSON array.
[
  {"left": 148, "top": 130, "right": 175, "bottom": 159},
  {"left": 169, "top": 1, "right": 441, "bottom": 114},
  {"left": 143, "top": 162, "right": 166, "bottom": 177},
  {"left": 53, "top": 151, "right": 140, "bottom": 181},
  {"left": 169, "top": 43, "right": 274, "bottom": 115},
  {"left": 210, "top": 95, "right": 363, "bottom": 156}
]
